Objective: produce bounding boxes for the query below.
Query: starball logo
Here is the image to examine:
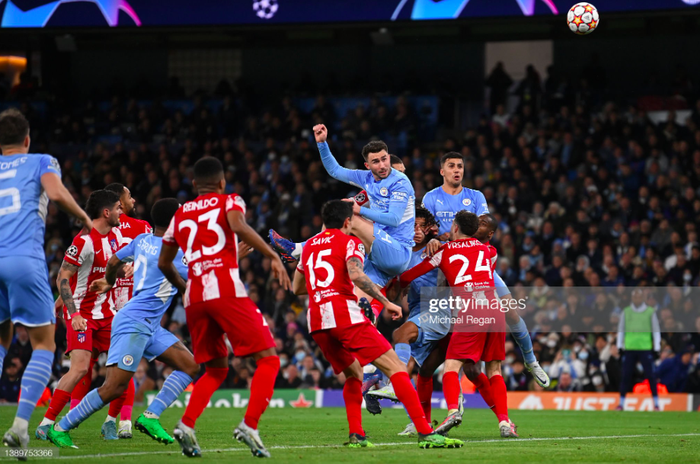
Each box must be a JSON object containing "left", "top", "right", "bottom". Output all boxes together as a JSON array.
[{"left": 0, "top": 0, "right": 141, "bottom": 27}]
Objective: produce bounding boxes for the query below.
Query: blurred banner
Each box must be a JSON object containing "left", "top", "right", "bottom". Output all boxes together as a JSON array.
[
  {"left": 509, "top": 392, "right": 695, "bottom": 411},
  {"left": 146, "top": 389, "right": 698, "bottom": 411},
  {"left": 0, "top": 0, "right": 697, "bottom": 29}
]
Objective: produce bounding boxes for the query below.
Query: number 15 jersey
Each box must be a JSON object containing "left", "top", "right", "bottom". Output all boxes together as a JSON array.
[
  {"left": 297, "top": 229, "right": 366, "bottom": 333},
  {"left": 163, "top": 192, "right": 247, "bottom": 307}
]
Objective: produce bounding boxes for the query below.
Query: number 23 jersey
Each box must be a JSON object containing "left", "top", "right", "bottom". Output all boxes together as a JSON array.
[
  {"left": 163, "top": 192, "right": 247, "bottom": 307},
  {"left": 297, "top": 229, "right": 366, "bottom": 333}
]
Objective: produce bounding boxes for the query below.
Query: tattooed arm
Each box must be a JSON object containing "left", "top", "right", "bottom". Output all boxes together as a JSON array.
[
  {"left": 346, "top": 257, "right": 402, "bottom": 320},
  {"left": 56, "top": 260, "right": 87, "bottom": 331}
]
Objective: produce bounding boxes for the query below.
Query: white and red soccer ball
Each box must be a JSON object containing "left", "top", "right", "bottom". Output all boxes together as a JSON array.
[{"left": 567, "top": 3, "right": 599, "bottom": 35}]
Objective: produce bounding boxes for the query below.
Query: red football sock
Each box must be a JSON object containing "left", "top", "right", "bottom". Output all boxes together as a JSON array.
[
  {"left": 182, "top": 367, "right": 228, "bottom": 428},
  {"left": 474, "top": 372, "right": 496, "bottom": 414},
  {"left": 343, "top": 377, "right": 364, "bottom": 436},
  {"left": 121, "top": 379, "right": 135, "bottom": 421},
  {"left": 70, "top": 358, "right": 96, "bottom": 409},
  {"left": 391, "top": 372, "right": 433, "bottom": 435},
  {"left": 244, "top": 356, "right": 280, "bottom": 430},
  {"left": 489, "top": 374, "right": 509, "bottom": 423},
  {"left": 45, "top": 389, "right": 72, "bottom": 421},
  {"left": 416, "top": 375, "right": 433, "bottom": 422},
  {"left": 108, "top": 383, "right": 129, "bottom": 418},
  {"left": 442, "top": 371, "right": 461, "bottom": 411}
]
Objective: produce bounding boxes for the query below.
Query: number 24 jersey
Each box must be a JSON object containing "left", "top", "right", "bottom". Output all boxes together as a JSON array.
[{"left": 163, "top": 192, "right": 247, "bottom": 307}]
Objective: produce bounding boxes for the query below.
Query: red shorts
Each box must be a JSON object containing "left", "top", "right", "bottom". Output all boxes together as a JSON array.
[
  {"left": 65, "top": 316, "right": 112, "bottom": 356},
  {"left": 312, "top": 321, "right": 392, "bottom": 375},
  {"left": 446, "top": 331, "right": 505, "bottom": 363},
  {"left": 186, "top": 297, "right": 275, "bottom": 364}
]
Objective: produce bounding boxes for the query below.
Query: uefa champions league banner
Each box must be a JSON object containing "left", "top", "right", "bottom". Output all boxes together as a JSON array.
[{"left": 0, "top": 0, "right": 697, "bottom": 28}]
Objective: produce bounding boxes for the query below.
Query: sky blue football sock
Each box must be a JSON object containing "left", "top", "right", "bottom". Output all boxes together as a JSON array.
[
  {"left": 58, "top": 389, "right": 105, "bottom": 432},
  {"left": 146, "top": 371, "right": 192, "bottom": 417},
  {"left": 16, "top": 349, "right": 53, "bottom": 422},
  {"left": 509, "top": 318, "right": 536, "bottom": 365},
  {"left": 395, "top": 343, "right": 412, "bottom": 367}
]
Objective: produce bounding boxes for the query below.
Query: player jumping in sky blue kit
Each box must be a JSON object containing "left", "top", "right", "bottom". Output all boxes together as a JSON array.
[
  {"left": 271, "top": 124, "right": 415, "bottom": 290},
  {"left": 46, "top": 199, "right": 200, "bottom": 449},
  {"left": 421, "top": 152, "right": 550, "bottom": 388},
  {"left": 0, "top": 108, "right": 94, "bottom": 456}
]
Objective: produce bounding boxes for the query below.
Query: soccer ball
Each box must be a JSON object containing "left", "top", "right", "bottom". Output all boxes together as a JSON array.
[
  {"left": 567, "top": 3, "right": 599, "bottom": 35},
  {"left": 253, "top": 0, "right": 279, "bottom": 19}
]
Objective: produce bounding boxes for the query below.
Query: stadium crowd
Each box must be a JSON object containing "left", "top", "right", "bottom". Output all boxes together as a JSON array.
[{"left": 2, "top": 63, "right": 700, "bottom": 405}]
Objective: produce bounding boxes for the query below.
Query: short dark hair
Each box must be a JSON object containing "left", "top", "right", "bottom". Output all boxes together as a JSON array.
[
  {"left": 193, "top": 157, "right": 224, "bottom": 184},
  {"left": 104, "top": 183, "right": 126, "bottom": 197},
  {"left": 321, "top": 200, "right": 353, "bottom": 229},
  {"left": 441, "top": 151, "right": 464, "bottom": 166},
  {"left": 415, "top": 206, "right": 437, "bottom": 237},
  {"left": 454, "top": 210, "right": 479, "bottom": 237},
  {"left": 151, "top": 198, "right": 180, "bottom": 228},
  {"left": 85, "top": 190, "right": 120, "bottom": 220},
  {"left": 361, "top": 141, "right": 388, "bottom": 161},
  {"left": 390, "top": 154, "right": 403, "bottom": 166},
  {"left": 480, "top": 213, "right": 498, "bottom": 234},
  {"left": 0, "top": 108, "right": 29, "bottom": 146}
]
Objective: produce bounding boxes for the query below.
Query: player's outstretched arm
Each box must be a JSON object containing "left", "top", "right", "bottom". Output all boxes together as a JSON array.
[
  {"left": 41, "top": 172, "right": 93, "bottom": 231},
  {"left": 292, "top": 269, "right": 308, "bottom": 296},
  {"left": 399, "top": 254, "right": 438, "bottom": 287},
  {"left": 90, "top": 254, "right": 126, "bottom": 295},
  {"left": 227, "top": 210, "right": 291, "bottom": 290},
  {"left": 158, "top": 243, "right": 187, "bottom": 294},
  {"left": 347, "top": 257, "right": 402, "bottom": 320},
  {"left": 56, "top": 260, "right": 86, "bottom": 331},
  {"left": 313, "top": 124, "right": 364, "bottom": 188}
]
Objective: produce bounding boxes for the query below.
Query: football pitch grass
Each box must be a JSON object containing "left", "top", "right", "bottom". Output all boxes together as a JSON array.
[{"left": 1, "top": 406, "right": 699, "bottom": 463}]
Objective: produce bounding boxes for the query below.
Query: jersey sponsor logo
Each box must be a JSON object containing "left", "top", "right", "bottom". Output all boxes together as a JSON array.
[
  {"left": 391, "top": 191, "right": 408, "bottom": 201},
  {"left": 183, "top": 196, "right": 219, "bottom": 212},
  {"left": 192, "top": 262, "right": 203, "bottom": 276},
  {"left": 462, "top": 198, "right": 471, "bottom": 206},
  {"left": 92, "top": 266, "right": 107, "bottom": 273},
  {"left": 379, "top": 187, "right": 388, "bottom": 197},
  {"left": 67, "top": 245, "right": 79, "bottom": 257},
  {"left": 122, "top": 355, "right": 134, "bottom": 367}
]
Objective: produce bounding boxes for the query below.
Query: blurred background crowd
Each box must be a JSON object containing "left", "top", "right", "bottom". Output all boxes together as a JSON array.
[{"left": 2, "top": 58, "right": 700, "bottom": 404}]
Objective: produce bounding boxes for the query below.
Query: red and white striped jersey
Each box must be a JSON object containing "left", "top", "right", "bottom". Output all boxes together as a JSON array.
[
  {"left": 163, "top": 192, "right": 246, "bottom": 308},
  {"left": 296, "top": 229, "right": 366, "bottom": 333},
  {"left": 113, "top": 214, "right": 153, "bottom": 310},
  {"left": 63, "top": 227, "right": 124, "bottom": 320}
]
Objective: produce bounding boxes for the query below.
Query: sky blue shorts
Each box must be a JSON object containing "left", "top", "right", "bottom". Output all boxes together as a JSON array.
[
  {"left": 0, "top": 256, "right": 55, "bottom": 327},
  {"left": 364, "top": 224, "right": 411, "bottom": 287},
  {"left": 106, "top": 311, "right": 178, "bottom": 372}
]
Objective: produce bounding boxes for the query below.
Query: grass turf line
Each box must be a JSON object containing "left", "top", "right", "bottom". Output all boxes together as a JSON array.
[{"left": 0, "top": 406, "right": 698, "bottom": 463}]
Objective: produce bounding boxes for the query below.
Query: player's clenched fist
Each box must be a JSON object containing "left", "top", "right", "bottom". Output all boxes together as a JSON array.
[
  {"left": 313, "top": 124, "right": 328, "bottom": 143},
  {"left": 71, "top": 314, "right": 88, "bottom": 332},
  {"left": 384, "top": 301, "right": 403, "bottom": 320}
]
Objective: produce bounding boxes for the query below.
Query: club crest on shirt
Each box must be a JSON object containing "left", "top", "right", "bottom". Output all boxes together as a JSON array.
[
  {"left": 462, "top": 198, "right": 471, "bottom": 206},
  {"left": 110, "top": 239, "right": 118, "bottom": 252},
  {"left": 122, "top": 355, "right": 134, "bottom": 367},
  {"left": 77, "top": 333, "right": 86, "bottom": 343},
  {"left": 380, "top": 187, "right": 388, "bottom": 197}
]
